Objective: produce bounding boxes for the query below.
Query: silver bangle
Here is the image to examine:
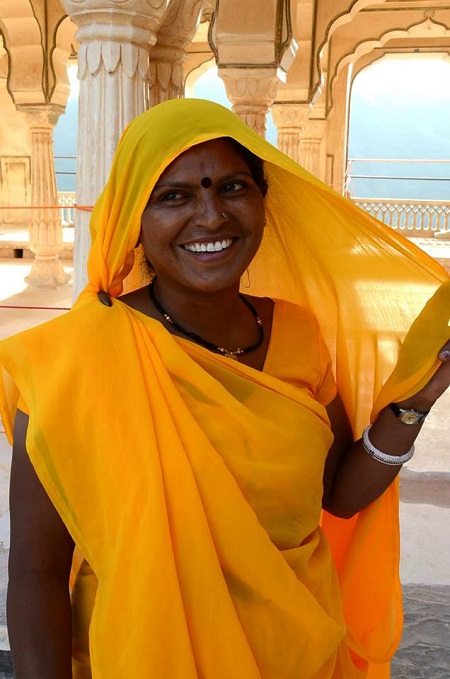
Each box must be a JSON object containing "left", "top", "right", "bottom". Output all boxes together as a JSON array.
[{"left": 362, "top": 424, "right": 415, "bottom": 466}]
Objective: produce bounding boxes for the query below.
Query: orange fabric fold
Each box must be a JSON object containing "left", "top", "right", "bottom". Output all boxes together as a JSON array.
[{"left": 2, "top": 299, "right": 355, "bottom": 677}]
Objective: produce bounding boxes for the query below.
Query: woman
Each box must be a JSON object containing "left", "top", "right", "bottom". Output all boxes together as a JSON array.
[{"left": 1, "top": 98, "right": 449, "bottom": 678}]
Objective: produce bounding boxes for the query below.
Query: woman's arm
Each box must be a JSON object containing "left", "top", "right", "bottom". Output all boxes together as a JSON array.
[
  {"left": 8, "top": 409, "right": 74, "bottom": 678},
  {"left": 323, "top": 342, "right": 450, "bottom": 518}
]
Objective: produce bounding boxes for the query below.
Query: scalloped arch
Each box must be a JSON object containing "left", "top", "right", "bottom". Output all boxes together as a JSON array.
[
  {"left": 313, "top": 0, "right": 390, "bottom": 101},
  {"left": 330, "top": 16, "right": 450, "bottom": 107},
  {"left": 0, "top": 0, "right": 45, "bottom": 103}
]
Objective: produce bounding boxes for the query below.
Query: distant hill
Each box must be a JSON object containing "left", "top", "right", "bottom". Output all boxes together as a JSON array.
[
  {"left": 348, "top": 90, "right": 450, "bottom": 200},
  {"left": 53, "top": 98, "right": 78, "bottom": 192},
  {"left": 53, "top": 68, "right": 450, "bottom": 201}
]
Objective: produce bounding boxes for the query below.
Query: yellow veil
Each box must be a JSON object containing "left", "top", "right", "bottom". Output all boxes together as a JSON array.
[
  {"left": 82, "top": 98, "right": 450, "bottom": 669},
  {"left": 77, "top": 98, "right": 449, "bottom": 673},
  {"left": 2, "top": 98, "right": 449, "bottom": 678},
  {"left": 83, "top": 97, "right": 447, "bottom": 428}
]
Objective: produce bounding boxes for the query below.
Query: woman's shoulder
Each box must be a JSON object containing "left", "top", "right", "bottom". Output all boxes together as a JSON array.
[{"left": 272, "top": 298, "right": 320, "bottom": 330}]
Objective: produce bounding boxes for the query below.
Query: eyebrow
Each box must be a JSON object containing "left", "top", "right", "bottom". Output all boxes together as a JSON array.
[{"left": 154, "top": 170, "right": 254, "bottom": 191}]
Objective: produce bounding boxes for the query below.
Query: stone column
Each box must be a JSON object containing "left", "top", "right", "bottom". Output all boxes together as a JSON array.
[
  {"left": 299, "top": 119, "right": 327, "bottom": 181},
  {"left": 23, "top": 106, "right": 70, "bottom": 287},
  {"left": 271, "top": 103, "right": 307, "bottom": 164},
  {"left": 219, "top": 68, "right": 281, "bottom": 137},
  {"left": 148, "top": 0, "right": 205, "bottom": 106},
  {"left": 61, "top": 0, "right": 169, "bottom": 297}
]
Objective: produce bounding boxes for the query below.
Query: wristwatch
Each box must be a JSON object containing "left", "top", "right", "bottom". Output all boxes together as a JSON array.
[{"left": 389, "top": 402, "right": 430, "bottom": 425}]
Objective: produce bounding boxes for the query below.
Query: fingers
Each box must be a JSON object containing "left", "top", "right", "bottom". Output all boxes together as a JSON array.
[
  {"left": 438, "top": 340, "right": 450, "bottom": 362},
  {"left": 407, "top": 341, "right": 450, "bottom": 407},
  {"left": 422, "top": 345, "right": 450, "bottom": 402}
]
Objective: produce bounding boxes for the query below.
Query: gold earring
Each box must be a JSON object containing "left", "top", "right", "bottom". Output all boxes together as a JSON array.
[{"left": 242, "top": 269, "right": 251, "bottom": 289}]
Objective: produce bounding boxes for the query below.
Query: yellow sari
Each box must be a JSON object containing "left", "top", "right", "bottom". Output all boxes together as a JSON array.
[{"left": 0, "top": 98, "right": 449, "bottom": 678}]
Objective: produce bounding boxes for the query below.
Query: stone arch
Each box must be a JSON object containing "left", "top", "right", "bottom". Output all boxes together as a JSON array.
[
  {"left": 330, "top": 16, "right": 450, "bottom": 198},
  {"left": 51, "top": 14, "right": 77, "bottom": 107},
  {"left": 330, "top": 16, "right": 450, "bottom": 106},
  {"left": 312, "top": 0, "right": 390, "bottom": 103},
  {"left": 185, "top": 56, "right": 216, "bottom": 96},
  {"left": 0, "top": 0, "right": 45, "bottom": 104}
]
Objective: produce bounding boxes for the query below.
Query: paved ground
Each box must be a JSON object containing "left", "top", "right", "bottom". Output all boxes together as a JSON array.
[
  {"left": 392, "top": 585, "right": 450, "bottom": 678},
  {"left": 0, "top": 257, "right": 449, "bottom": 677}
]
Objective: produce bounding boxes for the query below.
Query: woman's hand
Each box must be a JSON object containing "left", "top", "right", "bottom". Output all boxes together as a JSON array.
[
  {"left": 396, "top": 340, "right": 450, "bottom": 412},
  {"left": 323, "top": 340, "right": 450, "bottom": 518}
]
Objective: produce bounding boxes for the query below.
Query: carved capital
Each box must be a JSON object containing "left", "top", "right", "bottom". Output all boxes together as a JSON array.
[
  {"left": 271, "top": 103, "right": 309, "bottom": 131},
  {"left": 219, "top": 67, "right": 282, "bottom": 136},
  {"left": 61, "top": 0, "right": 169, "bottom": 29},
  {"left": 156, "top": 0, "right": 204, "bottom": 50},
  {"left": 147, "top": 0, "right": 206, "bottom": 106},
  {"left": 220, "top": 67, "right": 280, "bottom": 105},
  {"left": 19, "top": 104, "right": 65, "bottom": 128},
  {"left": 298, "top": 119, "right": 327, "bottom": 181},
  {"left": 148, "top": 52, "right": 185, "bottom": 103},
  {"left": 271, "top": 104, "right": 310, "bottom": 163},
  {"left": 77, "top": 40, "right": 149, "bottom": 79},
  {"left": 301, "top": 119, "right": 327, "bottom": 142},
  {"left": 61, "top": 0, "right": 170, "bottom": 72}
]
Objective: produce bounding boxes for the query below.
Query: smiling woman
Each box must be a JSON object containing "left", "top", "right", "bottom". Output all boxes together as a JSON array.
[
  {"left": 140, "top": 140, "right": 264, "bottom": 301},
  {"left": 122, "top": 137, "right": 270, "bottom": 369},
  {"left": 1, "top": 98, "right": 450, "bottom": 679}
]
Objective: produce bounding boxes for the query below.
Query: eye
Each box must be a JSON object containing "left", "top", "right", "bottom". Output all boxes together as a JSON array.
[
  {"left": 159, "top": 190, "right": 185, "bottom": 202},
  {"left": 221, "top": 180, "right": 246, "bottom": 193}
]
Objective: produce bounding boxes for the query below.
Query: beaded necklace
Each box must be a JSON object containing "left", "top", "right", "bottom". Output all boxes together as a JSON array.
[{"left": 149, "top": 277, "right": 264, "bottom": 359}]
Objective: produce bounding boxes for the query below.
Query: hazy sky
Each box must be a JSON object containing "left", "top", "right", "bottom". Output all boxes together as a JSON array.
[{"left": 55, "top": 57, "right": 450, "bottom": 198}]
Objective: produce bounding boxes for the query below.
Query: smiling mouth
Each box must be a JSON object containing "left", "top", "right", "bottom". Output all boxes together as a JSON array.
[{"left": 182, "top": 238, "right": 234, "bottom": 253}]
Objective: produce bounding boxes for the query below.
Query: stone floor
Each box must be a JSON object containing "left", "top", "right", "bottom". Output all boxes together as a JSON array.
[
  {"left": 0, "top": 587, "right": 447, "bottom": 677},
  {"left": 392, "top": 585, "right": 450, "bottom": 678},
  {"left": 0, "top": 258, "right": 449, "bottom": 677}
]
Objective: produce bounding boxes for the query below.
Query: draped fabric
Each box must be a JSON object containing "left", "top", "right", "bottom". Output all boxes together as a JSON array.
[{"left": 0, "top": 98, "right": 449, "bottom": 677}]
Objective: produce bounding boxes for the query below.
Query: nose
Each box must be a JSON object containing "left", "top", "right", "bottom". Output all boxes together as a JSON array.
[{"left": 194, "top": 193, "right": 226, "bottom": 229}]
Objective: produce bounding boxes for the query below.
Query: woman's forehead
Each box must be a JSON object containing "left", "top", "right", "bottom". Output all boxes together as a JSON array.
[{"left": 155, "top": 138, "right": 252, "bottom": 184}]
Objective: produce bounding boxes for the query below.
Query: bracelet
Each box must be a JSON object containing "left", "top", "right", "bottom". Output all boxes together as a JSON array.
[{"left": 362, "top": 424, "right": 415, "bottom": 466}]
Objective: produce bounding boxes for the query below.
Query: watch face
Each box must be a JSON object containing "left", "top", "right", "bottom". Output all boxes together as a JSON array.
[{"left": 400, "top": 412, "right": 421, "bottom": 425}]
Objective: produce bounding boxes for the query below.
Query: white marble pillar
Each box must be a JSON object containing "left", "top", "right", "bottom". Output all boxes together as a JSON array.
[
  {"left": 24, "top": 106, "right": 70, "bottom": 288},
  {"left": 61, "top": 0, "right": 170, "bottom": 297},
  {"left": 219, "top": 68, "right": 281, "bottom": 137},
  {"left": 299, "top": 119, "right": 327, "bottom": 181},
  {"left": 148, "top": 0, "right": 205, "bottom": 106},
  {"left": 271, "top": 103, "right": 307, "bottom": 164}
]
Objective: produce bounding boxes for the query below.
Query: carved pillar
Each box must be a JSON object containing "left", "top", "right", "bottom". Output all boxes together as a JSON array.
[
  {"left": 61, "top": 0, "right": 169, "bottom": 297},
  {"left": 22, "top": 106, "right": 70, "bottom": 287},
  {"left": 210, "top": 0, "right": 296, "bottom": 138},
  {"left": 299, "top": 119, "right": 327, "bottom": 181},
  {"left": 148, "top": 0, "right": 204, "bottom": 106},
  {"left": 219, "top": 68, "right": 281, "bottom": 137},
  {"left": 271, "top": 103, "right": 307, "bottom": 163}
]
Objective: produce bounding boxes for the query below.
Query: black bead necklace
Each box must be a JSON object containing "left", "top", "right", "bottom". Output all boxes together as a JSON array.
[{"left": 149, "top": 277, "right": 264, "bottom": 359}]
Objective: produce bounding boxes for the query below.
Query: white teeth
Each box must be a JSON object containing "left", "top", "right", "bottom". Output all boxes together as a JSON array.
[{"left": 184, "top": 239, "right": 233, "bottom": 253}]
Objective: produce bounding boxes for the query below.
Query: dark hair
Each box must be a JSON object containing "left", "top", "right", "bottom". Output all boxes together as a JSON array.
[{"left": 228, "top": 139, "right": 268, "bottom": 197}]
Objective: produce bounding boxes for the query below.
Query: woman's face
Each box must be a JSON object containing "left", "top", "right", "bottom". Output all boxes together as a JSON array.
[{"left": 140, "top": 138, "right": 266, "bottom": 295}]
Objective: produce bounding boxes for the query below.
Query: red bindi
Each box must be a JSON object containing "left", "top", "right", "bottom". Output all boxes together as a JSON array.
[{"left": 200, "top": 177, "right": 212, "bottom": 189}]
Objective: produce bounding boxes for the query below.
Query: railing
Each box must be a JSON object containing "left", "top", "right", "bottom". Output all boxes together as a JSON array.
[
  {"left": 352, "top": 198, "right": 450, "bottom": 237},
  {"left": 57, "top": 190, "right": 450, "bottom": 238},
  {"left": 57, "top": 191, "right": 76, "bottom": 227},
  {"left": 345, "top": 158, "right": 450, "bottom": 198}
]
